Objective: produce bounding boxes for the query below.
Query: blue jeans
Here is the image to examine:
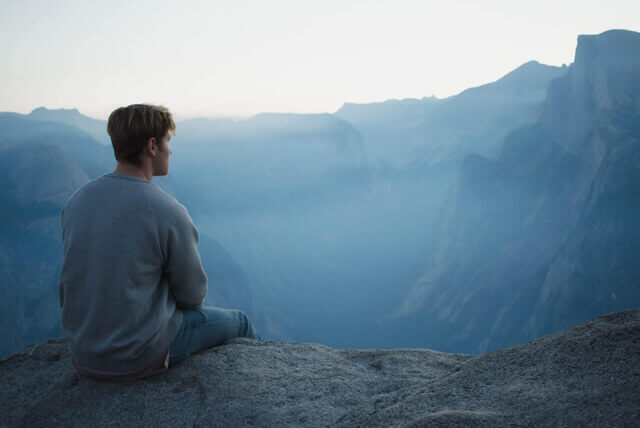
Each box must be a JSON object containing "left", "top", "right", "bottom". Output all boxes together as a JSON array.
[{"left": 168, "top": 306, "right": 261, "bottom": 366}]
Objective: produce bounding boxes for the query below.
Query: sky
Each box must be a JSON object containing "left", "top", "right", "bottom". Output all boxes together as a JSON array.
[{"left": 1, "top": 0, "right": 639, "bottom": 121}]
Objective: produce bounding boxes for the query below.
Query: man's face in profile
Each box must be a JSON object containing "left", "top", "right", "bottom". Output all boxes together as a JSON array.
[{"left": 153, "top": 130, "right": 172, "bottom": 176}]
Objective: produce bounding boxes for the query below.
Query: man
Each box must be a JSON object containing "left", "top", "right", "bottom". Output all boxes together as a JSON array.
[{"left": 58, "top": 103, "right": 261, "bottom": 381}]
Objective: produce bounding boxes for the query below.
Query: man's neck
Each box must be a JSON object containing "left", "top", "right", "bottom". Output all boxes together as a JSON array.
[{"left": 113, "top": 163, "right": 153, "bottom": 182}]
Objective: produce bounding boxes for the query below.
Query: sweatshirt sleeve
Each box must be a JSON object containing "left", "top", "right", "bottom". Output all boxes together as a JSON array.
[{"left": 165, "top": 204, "right": 208, "bottom": 310}]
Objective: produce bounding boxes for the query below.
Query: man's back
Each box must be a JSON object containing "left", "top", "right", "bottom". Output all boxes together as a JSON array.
[{"left": 59, "top": 171, "right": 208, "bottom": 372}]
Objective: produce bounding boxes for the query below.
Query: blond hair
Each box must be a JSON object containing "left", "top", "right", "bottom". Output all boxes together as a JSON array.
[{"left": 107, "top": 104, "right": 176, "bottom": 166}]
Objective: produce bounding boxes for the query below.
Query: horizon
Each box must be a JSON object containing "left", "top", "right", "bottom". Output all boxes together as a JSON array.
[
  {"left": 8, "top": 58, "right": 555, "bottom": 122},
  {"left": 2, "top": 1, "right": 640, "bottom": 121}
]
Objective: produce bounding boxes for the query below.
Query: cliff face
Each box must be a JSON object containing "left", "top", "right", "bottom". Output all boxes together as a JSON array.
[
  {"left": 1, "top": 310, "right": 638, "bottom": 426},
  {"left": 389, "top": 29, "right": 640, "bottom": 353},
  {"left": 542, "top": 30, "right": 640, "bottom": 159},
  {"left": 529, "top": 30, "right": 640, "bottom": 338}
]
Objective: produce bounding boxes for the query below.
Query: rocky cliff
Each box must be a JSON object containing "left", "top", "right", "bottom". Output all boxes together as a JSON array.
[
  {"left": 1, "top": 310, "right": 639, "bottom": 426},
  {"left": 388, "top": 29, "right": 640, "bottom": 354}
]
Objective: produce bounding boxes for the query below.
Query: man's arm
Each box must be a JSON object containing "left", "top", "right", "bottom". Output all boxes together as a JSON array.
[{"left": 165, "top": 204, "right": 208, "bottom": 309}]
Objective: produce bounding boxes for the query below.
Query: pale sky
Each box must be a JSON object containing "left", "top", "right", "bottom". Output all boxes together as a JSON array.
[{"left": 1, "top": 0, "right": 639, "bottom": 121}]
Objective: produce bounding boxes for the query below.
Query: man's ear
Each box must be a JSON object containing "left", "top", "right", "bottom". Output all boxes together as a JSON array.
[{"left": 146, "top": 137, "right": 156, "bottom": 156}]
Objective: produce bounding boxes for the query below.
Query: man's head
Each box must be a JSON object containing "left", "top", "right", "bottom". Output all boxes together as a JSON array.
[{"left": 107, "top": 104, "right": 176, "bottom": 176}]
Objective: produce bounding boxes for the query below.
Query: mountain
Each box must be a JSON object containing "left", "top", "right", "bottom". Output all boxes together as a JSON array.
[
  {"left": 334, "top": 60, "right": 566, "bottom": 172},
  {"left": 527, "top": 29, "right": 640, "bottom": 338},
  {"left": 0, "top": 140, "right": 90, "bottom": 358},
  {"left": 388, "top": 29, "right": 640, "bottom": 353},
  {"left": 0, "top": 112, "right": 114, "bottom": 179},
  {"left": 2, "top": 310, "right": 639, "bottom": 426},
  {"left": 28, "top": 107, "right": 111, "bottom": 145},
  {"left": 171, "top": 112, "right": 372, "bottom": 214}
]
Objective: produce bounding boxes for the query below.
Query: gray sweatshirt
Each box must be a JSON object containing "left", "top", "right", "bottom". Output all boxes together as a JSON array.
[{"left": 58, "top": 172, "right": 208, "bottom": 372}]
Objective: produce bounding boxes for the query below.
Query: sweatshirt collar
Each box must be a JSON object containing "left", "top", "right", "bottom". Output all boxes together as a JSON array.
[{"left": 104, "top": 172, "right": 151, "bottom": 183}]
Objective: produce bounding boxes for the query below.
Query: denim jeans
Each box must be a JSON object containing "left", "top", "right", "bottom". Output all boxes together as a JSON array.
[{"left": 168, "top": 306, "right": 261, "bottom": 366}]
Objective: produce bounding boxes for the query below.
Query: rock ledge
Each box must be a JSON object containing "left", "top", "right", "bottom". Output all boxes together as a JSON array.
[{"left": 1, "top": 310, "right": 639, "bottom": 426}]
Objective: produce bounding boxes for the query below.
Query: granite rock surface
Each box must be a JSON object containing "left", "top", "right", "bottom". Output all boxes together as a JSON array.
[{"left": 1, "top": 310, "right": 639, "bottom": 427}]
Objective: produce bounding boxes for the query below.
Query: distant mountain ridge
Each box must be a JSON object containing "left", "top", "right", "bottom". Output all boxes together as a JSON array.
[
  {"left": 28, "top": 107, "right": 110, "bottom": 145},
  {"left": 335, "top": 59, "right": 566, "bottom": 171},
  {"left": 170, "top": 112, "right": 372, "bottom": 214}
]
